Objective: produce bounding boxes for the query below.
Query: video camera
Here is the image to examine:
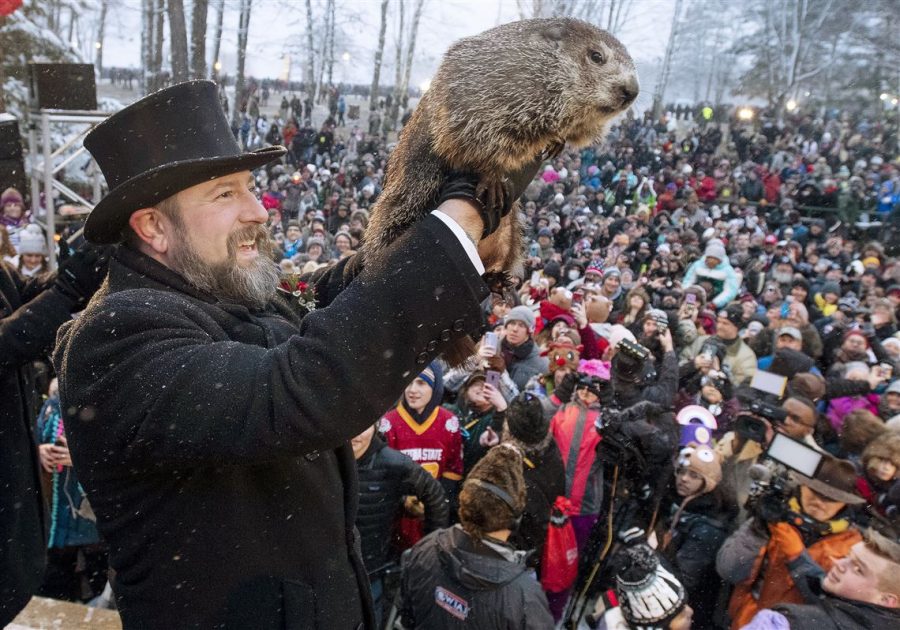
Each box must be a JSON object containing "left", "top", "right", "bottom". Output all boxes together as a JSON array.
[
  {"left": 611, "top": 338, "right": 656, "bottom": 386},
  {"left": 747, "top": 433, "right": 829, "bottom": 538},
  {"left": 734, "top": 371, "right": 789, "bottom": 443}
]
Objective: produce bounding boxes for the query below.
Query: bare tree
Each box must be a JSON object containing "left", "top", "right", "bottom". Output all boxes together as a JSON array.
[
  {"left": 651, "top": 0, "right": 684, "bottom": 117},
  {"left": 190, "top": 0, "right": 208, "bottom": 80},
  {"left": 325, "top": 0, "right": 336, "bottom": 88},
  {"left": 231, "top": 0, "right": 252, "bottom": 130},
  {"left": 304, "top": 0, "right": 316, "bottom": 100},
  {"left": 388, "top": 0, "right": 404, "bottom": 131},
  {"left": 210, "top": 0, "right": 224, "bottom": 80},
  {"left": 93, "top": 0, "right": 109, "bottom": 76},
  {"left": 167, "top": 0, "right": 189, "bottom": 83},
  {"left": 398, "top": 0, "right": 424, "bottom": 110},
  {"left": 369, "top": 0, "right": 389, "bottom": 110}
]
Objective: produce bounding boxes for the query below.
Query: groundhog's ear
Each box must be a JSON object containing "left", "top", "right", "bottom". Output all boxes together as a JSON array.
[{"left": 540, "top": 23, "right": 566, "bottom": 46}]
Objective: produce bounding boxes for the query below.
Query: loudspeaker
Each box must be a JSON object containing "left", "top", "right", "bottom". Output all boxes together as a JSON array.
[
  {"left": 28, "top": 63, "right": 97, "bottom": 110},
  {"left": 0, "top": 118, "right": 23, "bottom": 160},
  {"left": 0, "top": 158, "right": 27, "bottom": 197}
]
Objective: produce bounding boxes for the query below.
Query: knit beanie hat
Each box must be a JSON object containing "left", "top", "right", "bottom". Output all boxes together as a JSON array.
[
  {"left": 17, "top": 225, "right": 46, "bottom": 255},
  {"left": 506, "top": 393, "right": 549, "bottom": 446},
  {"left": 615, "top": 544, "right": 687, "bottom": 629},
  {"left": 676, "top": 442, "right": 722, "bottom": 493},
  {"left": 718, "top": 303, "right": 744, "bottom": 328},
  {"left": 1, "top": 187, "right": 24, "bottom": 207},
  {"left": 459, "top": 444, "right": 526, "bottom": 539},
  {"left": 505, "top": 305, "right": 536, "bottom": 332},
  {"left": 822, "top": 281, "right": 841, "bottom": 297},
  {"left": 704, "top": 240, "right": 726, "bottom": 262}
]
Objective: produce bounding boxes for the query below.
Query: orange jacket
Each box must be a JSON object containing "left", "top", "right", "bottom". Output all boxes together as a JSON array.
[{"left": 728, "top": 527, "right": 861, "bottom": 629}]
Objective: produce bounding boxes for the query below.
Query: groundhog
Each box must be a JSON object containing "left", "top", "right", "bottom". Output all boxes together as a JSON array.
[{"left": 362, "top": 17, "right": 638, "bottom": 363}]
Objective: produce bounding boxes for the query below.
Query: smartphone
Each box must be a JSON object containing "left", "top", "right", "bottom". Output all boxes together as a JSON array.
[
  {"left": 485, "top": 370, "right": 501, "bottom": 389},
  {"left": 780, "top": 302, "right": 790, "bottom": 318},
  {"left": 483, "top": 331, "right": 498, "bottom": 351},
  {"left": 572, "top": 291, "right": 584, "bottom": 305},
  {"left": 685, "top": 293, "right": 697, "bottom": 305},
  {"left": 530, "top": 270, "right": 541, "bottom": 286},
  {"left": 880, "top": 362, "right": 893, "bottom": 381}
]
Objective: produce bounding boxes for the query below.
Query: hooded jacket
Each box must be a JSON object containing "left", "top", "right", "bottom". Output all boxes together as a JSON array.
[
  {"left": 683, "top": 257, "right": 739, "bottom": 309},
  {"left": 399, "top": 525, "right": 553, "bottom": 629}
]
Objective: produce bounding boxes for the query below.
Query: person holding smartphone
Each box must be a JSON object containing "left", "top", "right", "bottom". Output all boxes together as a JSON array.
[{"left": 444, "top": 368, "right": 509, "bottom": 475}]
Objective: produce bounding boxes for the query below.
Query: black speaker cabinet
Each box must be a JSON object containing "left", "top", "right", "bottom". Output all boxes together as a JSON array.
[
  {"left": 0, "top": 158, "right": 27, "bottom": 198},
  {"left": 28, "top": 63, "right": 97, "bottom": 110},
  {"left": 0, "top": 118, "right": 23, "bottom": 160}
]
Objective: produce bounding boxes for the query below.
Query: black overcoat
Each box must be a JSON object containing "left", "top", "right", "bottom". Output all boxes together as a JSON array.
[
  {"left": 52, "top": 216, "right": 488, "bottom": 629},
  {"left": 1, "top": 265, "right": 77, "bottom": 625}
]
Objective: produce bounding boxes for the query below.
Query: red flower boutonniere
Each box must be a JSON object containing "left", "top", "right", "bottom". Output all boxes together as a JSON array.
[{"left": 278, "top": 274, "right": 317, "bottom": 312}]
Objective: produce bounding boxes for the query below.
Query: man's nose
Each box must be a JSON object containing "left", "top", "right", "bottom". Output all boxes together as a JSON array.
[{"left": 244, "top": 193, "right": 269, "bottom": 223}]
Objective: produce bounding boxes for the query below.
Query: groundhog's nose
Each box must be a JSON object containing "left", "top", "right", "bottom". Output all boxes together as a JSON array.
[{"left": 618, "top": 76, "right": 639, "bottom": 107}]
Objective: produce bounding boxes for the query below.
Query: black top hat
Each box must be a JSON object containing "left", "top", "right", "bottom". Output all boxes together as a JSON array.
[{"left": 83, "top": 80, "right": 286, "bottom": 244}]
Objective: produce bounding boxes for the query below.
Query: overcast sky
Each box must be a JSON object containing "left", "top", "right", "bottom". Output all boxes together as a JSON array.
[{"left": 101, "top": 0, "right": 675, "bottom": 88}]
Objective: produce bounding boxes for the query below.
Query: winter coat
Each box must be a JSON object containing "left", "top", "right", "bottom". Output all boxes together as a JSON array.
[
  {"left": 660, "top": 490, "right": 735, "bottom": 630},
  {"left": 717, "top": 517, "right": 861, "bottom": 629},
  {"left": 551, "top": 401, "right": 604, "bottom": 515},
  {"left": 1, "top": 264, "right": 79, "bottom": 625},
  {"left": 682, "top": 257, "right": 740, "bottom": 309},
  {"left": 508, "top": 437, "right": 565, "bottom": 572},
  {"left": 771, "top": 591, "right": 900, "bottom": 630},
  {"left": 501, "top": 338, "right": 549, "bottom": 392},
  {"left": 399, "top": 525, "right": 553, "bottom": 629},
  {"left": 355, "top": 437, "right": 448, "bottom": 577},
  {"left": 826, "top": 394, "right": 880, "bottom": 433},
  {"left": 52, "top": 216, "right": 489, "bottom": 630},
  {"left": 684, "top": 334, "right": 758, "bottom": 386}
]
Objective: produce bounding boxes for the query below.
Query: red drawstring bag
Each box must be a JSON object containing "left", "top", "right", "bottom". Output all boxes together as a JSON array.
[{"left": 540, "top": 496, "right": 579, "bottom": 593}]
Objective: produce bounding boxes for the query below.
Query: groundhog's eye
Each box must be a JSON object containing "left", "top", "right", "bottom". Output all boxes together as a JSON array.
[{"left": 589, "top": 50, "right": 605, "bottom": 65}]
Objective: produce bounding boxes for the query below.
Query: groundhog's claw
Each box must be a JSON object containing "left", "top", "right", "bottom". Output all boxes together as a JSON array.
[
  {"left": 476, "top": 175, "right": 509, "bottom": 216},
  {"left": 545, "top": 138, "right": 566, "bottom": 160}
]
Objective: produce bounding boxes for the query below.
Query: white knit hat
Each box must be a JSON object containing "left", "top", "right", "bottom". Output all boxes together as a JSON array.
[{"left": 17, "top": 225, "right": 46, "bottom": 256}]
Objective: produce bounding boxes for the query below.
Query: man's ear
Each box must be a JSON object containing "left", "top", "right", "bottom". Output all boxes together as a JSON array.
[
  {"left": 881, "top": 591, "right": 898, "bottom": 608},
  {"left": 128, "top": 208, "right": 170, "bottom": 255}
]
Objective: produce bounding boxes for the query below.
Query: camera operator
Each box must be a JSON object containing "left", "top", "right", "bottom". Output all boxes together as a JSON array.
[
  {"left": 682, "top": 304, "right": 758, "bottom": 386},
  {"left": 716, "top": 454, "right": 864, "bottom": 629},
  {"left": 743, "top": 528, "right": 900, "bottom": 629},
  {"left": 609, "top": 328, "right": 678, "bottom": 410}
]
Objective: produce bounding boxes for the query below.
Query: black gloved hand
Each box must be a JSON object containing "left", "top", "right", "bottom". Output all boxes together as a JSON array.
[
  {"left": 54, "top": 242, "right": 111, "bottom": 306},
  {"left": 554, "top": 371, "right": 577, "bottom": 404},
  {"left": 437, "top": 152, "right": 545, "bottom": 239}
]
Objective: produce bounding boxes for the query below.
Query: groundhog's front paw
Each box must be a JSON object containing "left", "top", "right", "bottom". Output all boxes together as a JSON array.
[
  {"left": 545, "top": 138, "right": 566, "bottom": 160},
  {"left": 475, "top": 174, "right": 510, "bottom": 216}
]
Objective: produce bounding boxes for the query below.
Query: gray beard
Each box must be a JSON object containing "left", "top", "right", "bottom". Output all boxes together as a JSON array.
[{"left": 169, "top": 225, "right": 280, "bottom": 310}]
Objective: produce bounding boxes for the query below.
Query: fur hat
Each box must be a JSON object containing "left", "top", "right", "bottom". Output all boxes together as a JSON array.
[
  {"left": 459, "top": 445, "right": 526, "bottom": 539},
  {"left": 1, "top": 187, "right": 24, "bottom": 207},
  {"left": 506, "top": 393, "right": 549, "bottom": 446},
  {"left": 615, "top": 544, "right": 687, "bottom": 629},
  {"left": 839, "top": 410, "right": 887, "bottom": 457},
  {"left": 861, "top": 430, "right": 900, "bottom": 470},
  {"left": 16, "top": 225, "right": 46, "bottom": 256},
  {"left": 677, "top": 443, "right": 722, "bottom": 493}
]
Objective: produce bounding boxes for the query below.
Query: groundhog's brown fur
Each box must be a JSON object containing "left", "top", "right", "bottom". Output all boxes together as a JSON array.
[{"left": 363, "top": 17, "right": 638, "bottom": 363}]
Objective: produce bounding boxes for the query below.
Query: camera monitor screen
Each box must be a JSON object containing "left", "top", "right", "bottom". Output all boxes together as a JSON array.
[
  {"left": 751, "top": 370, "right": 788, "bottom": 398},
  {"left": 766, "top": 433, "right": 823, "bottom": 478}
]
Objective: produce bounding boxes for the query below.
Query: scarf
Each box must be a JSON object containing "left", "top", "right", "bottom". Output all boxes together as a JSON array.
[{"left": 501, "top": 338, "right": 536, "bottom": 367}]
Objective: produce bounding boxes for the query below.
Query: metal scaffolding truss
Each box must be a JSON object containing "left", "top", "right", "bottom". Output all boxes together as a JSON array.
[{"left": 26, "top": 108, "right": 108, "bottom": 269}]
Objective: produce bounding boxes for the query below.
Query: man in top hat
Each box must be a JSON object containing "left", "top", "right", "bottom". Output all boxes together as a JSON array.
[{"left": 52, "top": 80, "right": 541, "bottom": 629}]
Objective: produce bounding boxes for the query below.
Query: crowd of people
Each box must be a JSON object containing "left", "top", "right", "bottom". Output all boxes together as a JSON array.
[{"left": 2, "top": 78, "right": 900, "bottom": 630}]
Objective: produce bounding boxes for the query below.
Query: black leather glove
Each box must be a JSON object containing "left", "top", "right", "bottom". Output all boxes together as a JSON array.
[
  {"left": 437, "top": 153, "right": 545, "bottom": 239},
  {"left": 55, "top": 242, "right": 111, "bottom": 306}
]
